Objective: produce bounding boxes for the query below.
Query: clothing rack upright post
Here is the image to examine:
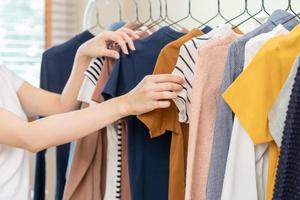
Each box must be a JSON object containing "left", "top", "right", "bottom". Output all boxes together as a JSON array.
[{"left": 83, "top": 0, "right": 95, "bottom": 30}]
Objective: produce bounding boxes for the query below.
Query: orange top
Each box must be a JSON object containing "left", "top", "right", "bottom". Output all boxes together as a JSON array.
[{"left": 138, "top": 28, "right": 203, "bottom": 200}]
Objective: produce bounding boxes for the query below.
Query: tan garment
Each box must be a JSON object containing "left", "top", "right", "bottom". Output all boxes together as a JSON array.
[
  {"left": 138, "top": 28, "right": 203, "bottom": 200},
  {"left": 186, "top": 31, "right": 239, "bottom": 200},
  {"left": 121, "top": 121, "right": 131, "bottom": 200},
  {"left": 91, "top": 47, "right": 132, "bottom": 200},
  {"left": 63, "top": 59, "right": 116, "bottom": 200},
  {"left": 64, "top": 22, "right": 142, "bottom": 200},
  {"left": 63, "top": 102, "right": 104, "bottom": 200}
]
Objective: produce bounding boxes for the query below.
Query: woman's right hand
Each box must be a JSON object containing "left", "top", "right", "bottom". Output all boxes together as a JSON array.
[
  {"left": 78, "top": 27, "right": 140, "bottom": 60},
  {"left": 120, "top": 74, "right": 184, "bottom": 116}
]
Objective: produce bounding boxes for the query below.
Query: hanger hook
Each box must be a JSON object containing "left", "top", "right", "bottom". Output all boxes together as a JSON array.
[
  {"left": 148, "top": 0, "right": 153, "bottom": 18},
  {"left": 115, "top": 0, "right": 122, "bottom": 21},
  {"left": 93, "top": 0, "right": 100, "bottom": 25},
  {"left": 262, "top": 0, "right": 270, "bottom": 16},
  {"left": 188, "top": 0, "right": 191, "bottom": 13},
  {"left": 217, "top": 0, "right": 221, "bottom": 13},
  {"left": 287, "top": 0, "right": 299, "bottom": 17},
  {"left": 132, "top": 0, "right": 141, "bottom": 23},
  {"left": 158, "top": 0, "right": 163, "bottom": 18}
]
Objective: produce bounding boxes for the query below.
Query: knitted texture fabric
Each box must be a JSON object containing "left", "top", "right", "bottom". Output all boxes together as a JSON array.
[{"left": 273, "top": 61, "right": 300, "bottom": 200}]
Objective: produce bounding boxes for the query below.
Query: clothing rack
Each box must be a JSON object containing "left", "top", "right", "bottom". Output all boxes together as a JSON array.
[
  {"left": 83, "top": 0, "right": 300, "bottom": 31},
  {"left": 64, "top": 1, "right": 300, "bottom": 200}
]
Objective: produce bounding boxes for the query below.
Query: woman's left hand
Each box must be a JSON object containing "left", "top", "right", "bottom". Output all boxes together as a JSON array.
[{"left": 78, "top": 27, "right": 140, "bottom": 60}]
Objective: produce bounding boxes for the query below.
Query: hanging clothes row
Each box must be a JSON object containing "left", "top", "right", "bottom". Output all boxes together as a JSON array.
[
  {"left": 63, "top": 9, "right": 300, "bottom": 200},
  {"left": 36, "top": 1, "right": 300, "bottom": 199}
]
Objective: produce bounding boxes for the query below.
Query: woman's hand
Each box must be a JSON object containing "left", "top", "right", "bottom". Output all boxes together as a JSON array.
[
  {"left": 120, "top": 74, "right": 184, "bottom": 116},
  {"left": 78, "top": 27, "right": 140, "bottom": 60}
]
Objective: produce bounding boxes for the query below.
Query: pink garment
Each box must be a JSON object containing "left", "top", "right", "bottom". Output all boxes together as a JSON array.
[{"left": 185, "top": 31, "right": 240, "bottom": 200}]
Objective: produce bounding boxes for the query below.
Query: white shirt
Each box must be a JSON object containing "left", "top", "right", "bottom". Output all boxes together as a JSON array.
[
  {"left": 0, "top": 66, "right": 30, "bottom": 200},
  {"left": 221, "top": 24, "right": 289, "bottom": 200},
  {"left": 268, "top": 53, "right": 300, "bottom": 147}
]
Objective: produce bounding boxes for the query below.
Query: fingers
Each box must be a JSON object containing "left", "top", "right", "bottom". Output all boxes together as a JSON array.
[
  {"left": 117, "top": 28, "right": 138, "bottom": 52},
  {"left": 121, "top": 32, "right": 136, "bottom": 51},
  {"left": 99, "top": 28, "right": 140, "bottom": 56},
  {"left": 154, "top": 101, "right": 171, "bottom": 109},
  {"left": 153, "top": 91, "right": 178, "bottom": 100},
  {"left": 103, "top": 32, "right": 129, "bottom": 54},
  {"left": 100, "top": 49, "right": 120, "bottom": 59},
  {"left": 114, "top": 35, "right": 129, "bottom": 55},
  {"left": 145, "top": 74, "right": 185, "bottom": 85},
  {"left": 154, "top": 82, "right": 183, "bottom": 92},
  {"left": 120, "top": 28, "right": 140, "bottom": 40}
]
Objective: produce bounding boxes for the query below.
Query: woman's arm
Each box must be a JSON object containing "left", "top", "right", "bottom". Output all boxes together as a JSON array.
[
  {"left": 0, "top": 74, "right": 183, "bottom": 152},
  {"left": 18, "top": 28, "right": 140, "bottom": 117}
]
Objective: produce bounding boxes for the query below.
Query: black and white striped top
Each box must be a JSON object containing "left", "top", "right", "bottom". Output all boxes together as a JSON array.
[
  {"left": 172, "top": 37, "right": 210, "bottom": 123},
  {"left": 84, "top": 56, "right": 105, "bottom": 86},
  {"left": 77, "top": 57, "right": 105, "bottom": 104},
  {"left": 172, "top": 25, "right": 231, "bottom": 123},
  {"left": 78, "top": 56, "right": 123, "bottom": 200},
  {"left": 116, "top": 121, "right": 123, "bottom": 200}
]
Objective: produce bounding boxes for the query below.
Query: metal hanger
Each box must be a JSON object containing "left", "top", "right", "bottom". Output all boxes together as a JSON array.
[
  {"left": 146, "top": 0, "right": 164, "bottom": 28},
  {"left": 140, "top": 0, "right": 155, "bottom": 25},
  {"left": 261, "top": 0, "right": 271, "bottom": 16},
  {"left": 168, "top": 0, "right": 204, "bottom": 28},
  {"left": 285, "top": 0, "right": 300, "bottom": 19},
  {"left": 133, "top": 0, "right": 163, "bottom": 31},
  {"left": 162, "top": 0, "right": 184, "bottom": 30},
  {"left": 115, "top": 0, "right": 123, "bottom": 22},
  {"left": 89, "top": 0, "right": 105, "bottom": 31},
  {"left": 132, "top": 0, "right": 142, "bottom": 24},
  {"left": 282, "top": 12, "right": 300, "bottom": 25},
  {"left": 199, "top": 0, "right": 234, "bottom": 28},
  {"left": 224, "top": 0, "right": 262, "bottom": 26},
  {"left": 148, "top": 0, "right": 182, "bottom": 30},
  {"left": 233, "top": 0, "right": 270, "bottom": 29}
]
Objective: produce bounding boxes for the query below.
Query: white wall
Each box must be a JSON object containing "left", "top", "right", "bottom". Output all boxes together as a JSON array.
[{"left": 77, "top": 0, "right": 300, "bottom": 33}]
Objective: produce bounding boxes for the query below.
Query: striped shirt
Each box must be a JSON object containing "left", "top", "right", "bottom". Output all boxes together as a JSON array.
[
  {"left": 77, "top": 56, "right": 123, "bottom": 200},
  {"left": 172, "top": 25, "right": 232, "bottom": 123},
  {"left": 77, "top": 57, "right": 105, "bottom": 104},
  {"left": 84, "top": 57, "right": 105, "bottom": 85}
]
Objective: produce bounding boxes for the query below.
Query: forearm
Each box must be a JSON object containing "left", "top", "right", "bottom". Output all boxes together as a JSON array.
[
  {"left": 0, "top": 96, "right": 128, "bottom": 153},
  {"left": 57, "top": 51, "right": 91, "bottom": 112},
  {"left": 17, "top": 51, "right": 93, "bottom": 117},
  {"left": 3, "top": 73, "right": 184, "bottom": 152},
  {"left": 27, "top": 96, "right": 128, "bottom": 152}
]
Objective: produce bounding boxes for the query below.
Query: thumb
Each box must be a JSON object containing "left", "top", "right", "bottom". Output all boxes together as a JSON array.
[{"left": 101, "top": 49, "right": 120, "bottom": 59}]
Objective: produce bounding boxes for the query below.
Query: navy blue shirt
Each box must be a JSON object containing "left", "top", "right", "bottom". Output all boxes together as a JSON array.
[
  {"left": 273, "top": 58, "right": 300, "bottom": 200},
  {"left": 34, "top": 30, "right": 94, "bottom": 200},
  {"left": 102, "top": 27, "right": 185, "bottom": 200}
]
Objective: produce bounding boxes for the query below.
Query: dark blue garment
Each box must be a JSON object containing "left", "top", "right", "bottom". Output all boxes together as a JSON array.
[
  {"left": 34, "top": 30, "right": 94, "bottom": 200},
  {"left": 201, "top": 25, "right": 213, "bottom": 34},
  {"left": 102, "top": 27, "right": 184, "bottom": 200},
  {"left": 273, "top": 59, "right": 300, "bottom": 200}
]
